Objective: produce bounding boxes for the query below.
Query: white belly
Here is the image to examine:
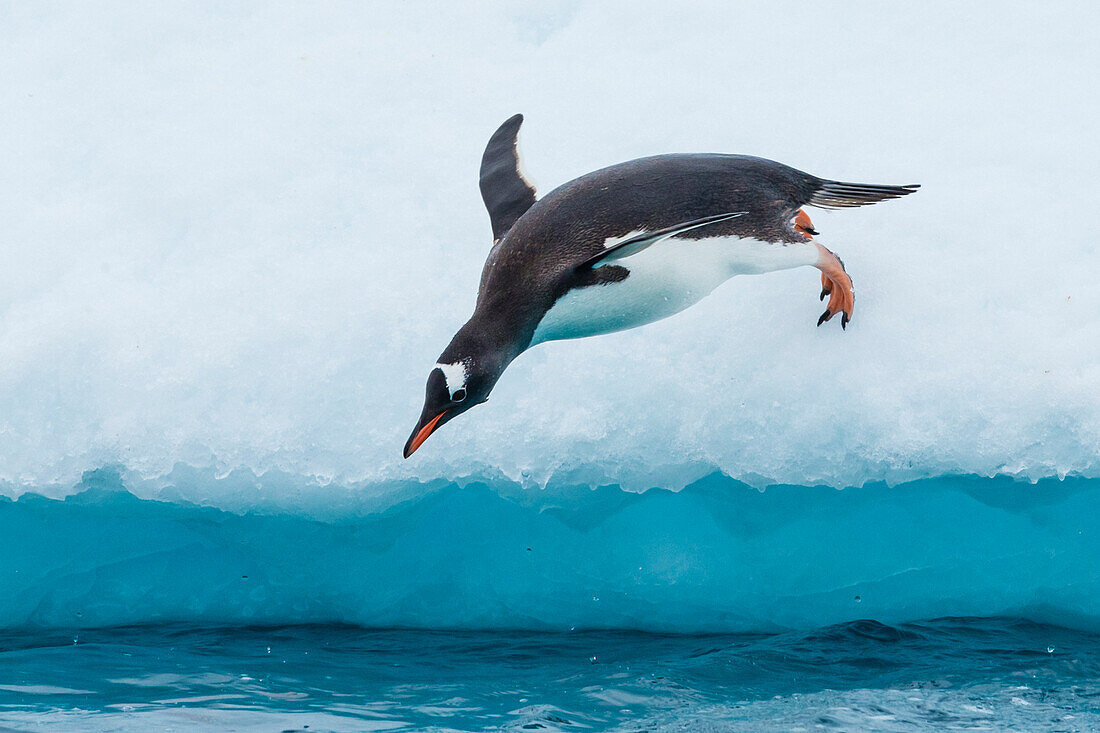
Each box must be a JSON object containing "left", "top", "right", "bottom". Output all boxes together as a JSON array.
[{"left": 530, "top": 235, "right": 818, "bottom": 344}]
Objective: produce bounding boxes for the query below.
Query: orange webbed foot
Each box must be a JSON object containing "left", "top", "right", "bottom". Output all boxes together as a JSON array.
[{"left": 814, "top": 244, "right": 854, "bottom": 329}]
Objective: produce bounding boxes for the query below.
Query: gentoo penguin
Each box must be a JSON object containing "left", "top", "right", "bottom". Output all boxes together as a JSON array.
[{"left": 404, "top": 114, "right": 917, "bottom": 457}]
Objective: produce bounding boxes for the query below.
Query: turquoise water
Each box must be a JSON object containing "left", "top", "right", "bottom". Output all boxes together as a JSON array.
[
  {"left": 5, "top": 470, "right": 1100, "bottom": 632},
  {"left": 2, "top": 618, "right": 1098, "bottom": 731},
  {"left": 3, "top": 471, "right": 1100, "bottom": 729}
]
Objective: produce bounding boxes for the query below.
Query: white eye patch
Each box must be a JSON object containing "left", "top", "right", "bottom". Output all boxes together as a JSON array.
[{"left": 435, "top": 361, "right": 469, "bottom": 400}]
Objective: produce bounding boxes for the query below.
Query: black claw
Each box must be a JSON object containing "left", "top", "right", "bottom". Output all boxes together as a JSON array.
[
  {"left": 841, "top": 313, "right": 849, "bottom": 330},
  {"left": 819, "top": 288, "right": 828, "bottom": 301},
  {"left": 806, "top": 227, "right": 819, "bottom": 235},
  {"left": 817, "top": 310, "right": 830, "bottom": 327}
]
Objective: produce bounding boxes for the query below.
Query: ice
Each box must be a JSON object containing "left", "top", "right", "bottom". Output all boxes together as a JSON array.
[
  {"left": 0, "top": 4, "right": 1097, "bottom": 634},
  {"left": 2, "top": 468, "right": 1100, "bottom": 632},
  {"left": 0, "top": 3, "right": 1097, "bottom": 491}
]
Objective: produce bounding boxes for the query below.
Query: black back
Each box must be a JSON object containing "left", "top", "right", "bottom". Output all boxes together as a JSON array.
[
  {"left": 467, "top": 153, "right": 825, "bottom": 350},
  {"left": 466, "top": 119, "right": 916, "bottom": 360}
]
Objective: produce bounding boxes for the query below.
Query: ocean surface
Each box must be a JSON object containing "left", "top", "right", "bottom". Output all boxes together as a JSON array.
[
  {"left": 2, "top": 618, "right": 1098, "bottom": 731},
  {"left": 3, "top": 472, "right": 1100, "bottom": 730}
]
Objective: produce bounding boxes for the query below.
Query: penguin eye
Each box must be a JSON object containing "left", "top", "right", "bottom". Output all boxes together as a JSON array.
[{"left": 452, "top": 389, "right": 467, "bottom": 403}]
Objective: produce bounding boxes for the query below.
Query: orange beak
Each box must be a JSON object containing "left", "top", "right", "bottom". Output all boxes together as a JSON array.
[{"left": 403, "top": 411, "right": 447, "bottom": 458}]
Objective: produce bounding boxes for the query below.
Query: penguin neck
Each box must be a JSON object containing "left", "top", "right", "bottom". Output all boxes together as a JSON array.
[{"left": 439, "top": 312, "right": 528, "bottom": 386}]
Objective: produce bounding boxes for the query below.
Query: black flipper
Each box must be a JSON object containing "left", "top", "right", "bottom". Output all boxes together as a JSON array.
[
  {"left": 809, "top": 181, "right": 920, "bottom": 209},
  {"left": 479, "top": 114, "right": 537, "bottom": 241},
  {"left": 579, "top": 212, "right": 746, "bottom": 269}
]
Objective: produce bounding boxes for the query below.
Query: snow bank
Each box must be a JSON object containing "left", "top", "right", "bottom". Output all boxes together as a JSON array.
[{"left": 0, "top": 2, "right": 1095, "bottom": 492}]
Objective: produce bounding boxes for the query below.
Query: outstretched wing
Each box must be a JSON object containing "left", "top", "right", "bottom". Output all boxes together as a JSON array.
[
  {"left": 579, "top": 212, "right": 747, "bottom": 269},
  {"left": 479, "top": 114, "right": 537, "bottom": 242}
]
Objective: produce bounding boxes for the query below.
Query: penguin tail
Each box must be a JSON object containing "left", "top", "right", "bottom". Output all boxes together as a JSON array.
[{"left": 809, "top": 181, "right": 920, "bottom": 209}]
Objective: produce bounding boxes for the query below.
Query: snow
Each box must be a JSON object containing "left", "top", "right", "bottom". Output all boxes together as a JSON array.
[{"left": 0, "top": 2, "right": 1096, "bottom": 491}]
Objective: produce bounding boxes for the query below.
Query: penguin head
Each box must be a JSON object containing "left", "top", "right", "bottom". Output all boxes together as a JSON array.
[{"left": 403, "top": 355, "right": 496, "bottom": 458}]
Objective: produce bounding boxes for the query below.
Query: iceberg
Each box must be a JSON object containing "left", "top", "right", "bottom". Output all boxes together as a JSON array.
[
  {"left": 0, "top": 3, "right": 1097, "bottom": 636},
  {"left": 3, "top": 467, "right": 1098, "bottom": 632}
]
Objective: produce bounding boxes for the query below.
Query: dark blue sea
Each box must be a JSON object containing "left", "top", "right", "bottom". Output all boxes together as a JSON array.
[
  {"left": 3, "top": 471, "right": 1100, "bottom": 730},
  {"left": 2, "top": 619, "right": 1098, "bottom": 731}
]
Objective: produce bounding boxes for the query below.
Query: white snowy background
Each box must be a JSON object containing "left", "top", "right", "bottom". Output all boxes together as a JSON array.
[{"left": 0, "top": 1, "right": 1096, "bottom": 492}]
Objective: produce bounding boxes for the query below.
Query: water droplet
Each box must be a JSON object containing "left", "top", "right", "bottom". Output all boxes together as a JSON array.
[
  {"left": 266, "top": 646, "right": 272, "bottom": 654},
  {"left": 72, "top": 636, "right": 79, "bottom": 645},
  {"left": 854, "top": 595, "right": 862, "bottom": 603},
  {"left": 589, "top": 655, "right": 597, "bottom": 664},
  {"left": 1047, "top": 646, "right": 1056, "bottom": 654},
  {"left": 592, "top": 596, "right": 600, "bottom": 602}
]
